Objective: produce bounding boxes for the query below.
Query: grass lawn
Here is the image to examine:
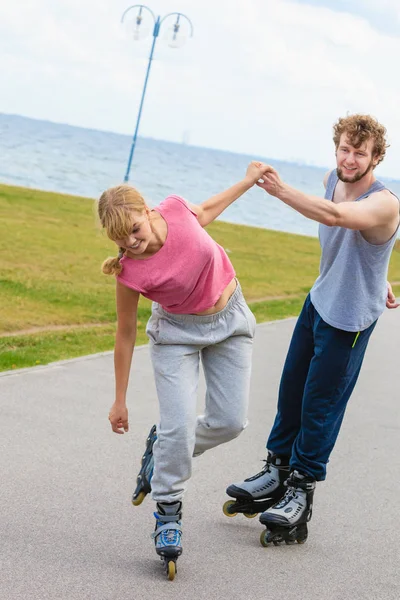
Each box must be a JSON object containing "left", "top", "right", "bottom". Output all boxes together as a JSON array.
[{"left": 1, "top": 183, "right": 399, "bottom": 371}]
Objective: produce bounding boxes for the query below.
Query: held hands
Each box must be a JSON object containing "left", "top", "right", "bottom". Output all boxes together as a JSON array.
[
  {"left": 256, "top": 165, "right": 284, "bottom": 197},
  {"left": 245, "top": 161, "right": 274, "bottom": 185},
  {"left": 386, "top": 282, "right": 399, "bottom": 309},
  {"left": 108, "top": 402, "right": 129, "bottom": 434}
]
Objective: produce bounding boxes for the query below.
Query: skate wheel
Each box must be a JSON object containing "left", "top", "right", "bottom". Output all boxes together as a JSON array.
[
  {"left": 296, "top": 536, "right": 308, "bottom": 544},
  {"left": 296, "top": 523, "right": 308, "bottom": 544},
  {"left": 243, "top": 512, "right": 258, "bottom": 519},
  {"left": 260, "top": 530, "right": 270, "bottom": 547},
  {"left": 222, "top": 500, "right": 237, "bottom": 517},
  {"left": 132, "top": 491, "right": 146, "bottom": 506},
  {"left": 167, "top": 560, "right": 176, "bottom": 581}
]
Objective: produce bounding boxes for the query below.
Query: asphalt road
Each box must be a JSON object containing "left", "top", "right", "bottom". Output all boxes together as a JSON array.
[{"left": 1, "top": 311, "right": 399, "bottom": 600}]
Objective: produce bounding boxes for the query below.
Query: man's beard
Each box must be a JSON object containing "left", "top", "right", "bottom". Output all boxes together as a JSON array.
[{"left": 336, "top": 160, "right": 374, "bottom": 183}]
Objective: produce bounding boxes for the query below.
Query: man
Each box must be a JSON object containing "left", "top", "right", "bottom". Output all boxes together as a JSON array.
[{"left": 225, "top": 114, "right": 399, "bottom": 546}]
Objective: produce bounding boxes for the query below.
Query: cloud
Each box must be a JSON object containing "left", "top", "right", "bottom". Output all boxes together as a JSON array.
[
  {"left": 291, "top": 0, "right": 400, "bottom": 35},
  {"left": 1, "top": 0, "right": 400, "bottom": 177}
]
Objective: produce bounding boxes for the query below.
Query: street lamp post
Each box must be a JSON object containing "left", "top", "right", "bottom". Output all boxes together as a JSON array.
[{"left": 121, "top": 5, "right": 194, "bottom": 182}]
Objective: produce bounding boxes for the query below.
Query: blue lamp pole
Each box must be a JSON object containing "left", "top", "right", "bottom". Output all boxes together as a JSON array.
[{"left": 121, "top": 5, "right": 194, "bottom": 182}]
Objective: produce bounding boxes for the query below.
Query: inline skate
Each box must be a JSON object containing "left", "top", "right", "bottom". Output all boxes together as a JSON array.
[
  {"left": 132, "top": 424, "right": 157, "bottom": 506},
  {"left": 259, "top": 469, "right": 316, "bottom": 546},
  {"left": 223, "top": 452, "right": 290, "bottom": 519},
  {"left": 152, "top": 501, "right": 183, "bottom": 581}
]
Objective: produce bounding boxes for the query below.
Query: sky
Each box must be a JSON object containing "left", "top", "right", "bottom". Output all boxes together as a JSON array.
[{"left": 2, "top": 0, "right": 400, "bottom": 177}]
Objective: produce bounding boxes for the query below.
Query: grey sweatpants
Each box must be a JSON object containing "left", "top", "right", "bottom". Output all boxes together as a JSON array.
[{"left": 146, "top": 281, "right": 256, "bottom": 503}]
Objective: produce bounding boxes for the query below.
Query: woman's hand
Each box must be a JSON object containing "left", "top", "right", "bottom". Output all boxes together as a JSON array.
[
  {"left": 245, "top": 161, "right": 271, "bottom": 185},
  {"left": 108, "top": 402, "right": 129, "bottom": 434}
]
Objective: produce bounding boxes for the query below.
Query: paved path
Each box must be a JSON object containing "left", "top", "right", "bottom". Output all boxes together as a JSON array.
[{"left": 1, "top": 311, "right": 399, "bottom": 600}]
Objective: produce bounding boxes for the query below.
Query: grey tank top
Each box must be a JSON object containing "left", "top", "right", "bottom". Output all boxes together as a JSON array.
[{"left": 310, "top": 170, "right": 399, "bottom": 332}]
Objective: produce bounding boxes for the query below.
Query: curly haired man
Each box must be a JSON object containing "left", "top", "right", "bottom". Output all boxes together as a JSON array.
[{"left": 226, "top": 115, "right": 399, "bottom": 545}]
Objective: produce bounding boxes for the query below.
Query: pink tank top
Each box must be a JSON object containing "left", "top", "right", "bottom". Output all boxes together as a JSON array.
[{"left": 117, "top": 195, "right": 235, "bottom": 313}]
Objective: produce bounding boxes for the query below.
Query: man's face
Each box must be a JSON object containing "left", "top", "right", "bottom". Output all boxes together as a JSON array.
[{"left": 336, "top": 134, "right": 379, "bottom": 183}]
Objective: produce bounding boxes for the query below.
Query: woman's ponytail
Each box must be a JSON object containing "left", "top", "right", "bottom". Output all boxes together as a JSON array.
[{"left": 101, "top": 248, "right": 125, "bottom": 276}]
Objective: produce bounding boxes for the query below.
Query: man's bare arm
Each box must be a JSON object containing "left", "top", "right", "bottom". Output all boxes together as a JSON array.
[{"left": 258, "top": 167, "right": 399, "bottom": 230}]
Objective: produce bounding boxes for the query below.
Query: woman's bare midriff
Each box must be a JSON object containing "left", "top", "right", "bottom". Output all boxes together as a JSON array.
[{"left": 194, "top": 278, "right": 237, "bottom": 316}]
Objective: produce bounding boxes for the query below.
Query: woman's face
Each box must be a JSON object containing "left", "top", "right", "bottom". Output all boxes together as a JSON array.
[{"left": 113, "top": 209, "right": 153, "bottom": 256}]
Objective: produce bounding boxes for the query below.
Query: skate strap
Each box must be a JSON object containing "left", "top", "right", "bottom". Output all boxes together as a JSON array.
[
  {"left": 151, "top": 521, "right": 182, "bottom": 540},
  {"left": 285, "top": 478, "right": 316, "bottom": 492},
  {"left": 154, "top": 511, "right": 182, "bottom": 522}
]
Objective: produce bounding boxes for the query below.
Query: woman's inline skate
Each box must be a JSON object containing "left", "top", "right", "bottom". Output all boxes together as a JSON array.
[
  {"left": 223, "top": 452, "right": 290, "bottom": 519},
  {"left": 259, "top": 469, "right": 316, "bottom": 546},
  {"left": 152, "top": 501, "right": 183, "bottom": 581},
  {"left": 132, "top": 424, "right": 157, "bottom": 506}
]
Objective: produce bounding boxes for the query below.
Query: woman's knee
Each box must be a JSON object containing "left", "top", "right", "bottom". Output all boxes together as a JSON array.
[{"left": 221, "top": 418, "right": 247, "bottom": 441}]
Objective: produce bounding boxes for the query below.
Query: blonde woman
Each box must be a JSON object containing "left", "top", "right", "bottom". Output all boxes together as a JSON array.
[{"left": 98, "top": 161, "right": 267, "bottom": 578}]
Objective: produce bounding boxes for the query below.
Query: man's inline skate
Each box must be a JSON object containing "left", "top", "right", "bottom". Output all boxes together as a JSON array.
[
  {"left": 152, "top": 501, "right": 183, "bottom": 581},
  {"left": 223, "top": 452, "right": 290, "bottom": 518},
  {"left": 132, "top": 424, "right": 157, "bottom": 506},
  {"left": 259, "top": 469, "right": 316, "bottom": 546}
]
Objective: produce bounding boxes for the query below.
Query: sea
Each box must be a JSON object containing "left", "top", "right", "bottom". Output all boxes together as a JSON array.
[{"left": 2, "top": 112, "right": 400, "bottom": 238}]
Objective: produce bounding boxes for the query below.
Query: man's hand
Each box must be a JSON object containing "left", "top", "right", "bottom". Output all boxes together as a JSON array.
[
  {"left": 245, "top": 161, "right": 271, "bottom": 185},
  {"left": 108, "top": 402, "right": 129, "bottom": 434},
  {"left": 386, "top": 282, "right": 399, "bottom": 309},
  {"left": 256, "top": 166, "right": 284, "bottom": 197}
]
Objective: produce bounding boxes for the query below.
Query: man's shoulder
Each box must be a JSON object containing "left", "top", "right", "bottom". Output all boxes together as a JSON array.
[
  {"left": 362, "top": 188, "right": 400, "bottom": 235},
  {"left": 368, "top": 187, "right": 399, "bottom": 206},
  {"left": 323, "top": 169, "right": 334, "bottom": 189}
]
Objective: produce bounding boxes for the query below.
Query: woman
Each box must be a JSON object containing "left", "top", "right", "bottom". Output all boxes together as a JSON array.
[{"left": 97, "top": 161, "right": 267, "bottom": 578}]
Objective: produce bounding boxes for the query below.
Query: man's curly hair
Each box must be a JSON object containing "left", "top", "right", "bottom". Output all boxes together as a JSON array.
[{"left": 333, "top": 114, "right": 389, "bottom": 165}]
